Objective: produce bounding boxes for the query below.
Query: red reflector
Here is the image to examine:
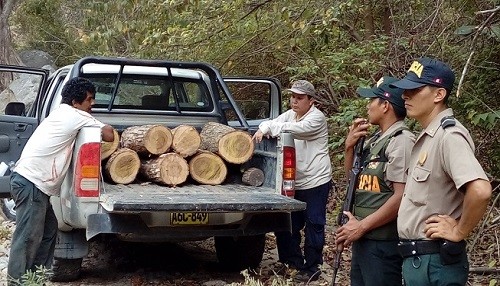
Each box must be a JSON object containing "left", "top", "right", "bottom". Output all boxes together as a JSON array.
[
  {"left": 282, "top": 146, "right": 296, "bottom": 198},
  {"left": 283, "top": 146, "right": 296, "bottom": 179},
  {"left": 75, "top": 142, "right": 100, "bottom": 197}
]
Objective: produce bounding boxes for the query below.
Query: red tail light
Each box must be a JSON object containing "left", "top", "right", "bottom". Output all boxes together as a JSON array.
[
  {"left": 282, "top": 146, "right": 296, "bottom": 197},
  {"left": 75, "top": 142, "right": 100, "bottom": 197}
]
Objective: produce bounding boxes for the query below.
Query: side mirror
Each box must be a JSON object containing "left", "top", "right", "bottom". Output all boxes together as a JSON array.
[{"left": 5, "top": 102, "right": 26, "bottom": 116}]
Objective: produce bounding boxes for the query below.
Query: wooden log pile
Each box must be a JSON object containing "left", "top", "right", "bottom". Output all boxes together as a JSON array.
[{"left": 101, "top": 122, "right": 264, "bottom": 187}]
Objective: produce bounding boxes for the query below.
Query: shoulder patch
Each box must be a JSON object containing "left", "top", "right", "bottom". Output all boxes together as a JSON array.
[{"left": 441, "top": 116, "right": 456, "bottom": 129}]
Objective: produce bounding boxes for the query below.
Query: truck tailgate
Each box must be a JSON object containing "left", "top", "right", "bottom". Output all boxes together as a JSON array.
[{"left": 100, "top": 183, "right": 305, "bottom": 212}]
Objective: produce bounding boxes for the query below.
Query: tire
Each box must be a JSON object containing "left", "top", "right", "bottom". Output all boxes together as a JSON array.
[
  {"left": 214, "top": 234, "right": 265, "bottom": 271},
  {"left": 49, "top": 257, "right": 83, "bottom": 282},
  {"left": 0, "top": 198, "right": 16, "bottom": 221}
]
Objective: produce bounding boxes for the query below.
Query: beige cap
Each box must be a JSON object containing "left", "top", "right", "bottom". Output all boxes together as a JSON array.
[{"left": 286, "top": 80, "right": 316, "bottom": 97}]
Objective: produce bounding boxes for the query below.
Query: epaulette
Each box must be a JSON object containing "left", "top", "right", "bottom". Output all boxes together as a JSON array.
[{"left": 441, "top": 116, "right": 456, "bottom": 129}]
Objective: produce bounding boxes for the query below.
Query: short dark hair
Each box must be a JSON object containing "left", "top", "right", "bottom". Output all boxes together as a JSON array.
[
  {"left": 377, "top": 98, "right": 406, "bottom": 119},
  {"left": 61, "top": 77, "right": 96, "bottom": 105}
]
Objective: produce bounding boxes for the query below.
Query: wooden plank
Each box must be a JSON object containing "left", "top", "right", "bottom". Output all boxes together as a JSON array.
[{"left": 100, "top": 183, "right": 305, "bottom": 212}]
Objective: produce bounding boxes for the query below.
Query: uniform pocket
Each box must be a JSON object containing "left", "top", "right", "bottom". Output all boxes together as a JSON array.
[{"left": 407, "top": 166, "right": 431, "bottom": 206}]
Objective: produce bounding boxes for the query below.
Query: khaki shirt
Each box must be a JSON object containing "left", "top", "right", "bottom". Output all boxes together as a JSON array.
[
  {"left": 397, "top": 109, "right": 488, "bottom": 239},
  {"left": 380, "top": 121, "right": 416, "bottom": 185}
]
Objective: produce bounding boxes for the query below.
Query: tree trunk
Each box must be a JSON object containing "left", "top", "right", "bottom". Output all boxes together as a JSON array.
[
  {"left": 140, "top": 153, "right": 189, "bottom": 186},
  {"left": 189, "top": 151, "right": 227, "bottom": 185},
  {"left": 101, "top": 129, "right": 120, "bottom": 160},
  {"left": 121, "top": 124, "right": 172, "bottom": 156},
  {"left": 242, "top": 167, "right": 264, "bottom": 187},
  {"left": 200, "top": 122, "right": 254, "bottom": 164},
  {"left": 104, "top": 148, "right": 140, "bottom": 184},
  {"left": 171, "top": 124, "right": 201, "bottom": 157},
  {"left": 0, "top": 0, "right": 23, "bottom": 90},
  {"left": 363, "top": 0, "right": 375, "bottom": 39}
]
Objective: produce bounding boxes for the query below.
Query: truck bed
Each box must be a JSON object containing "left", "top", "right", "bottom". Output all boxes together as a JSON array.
[{"left": 100, "top": 183, "right": 305, "bottom": 212}]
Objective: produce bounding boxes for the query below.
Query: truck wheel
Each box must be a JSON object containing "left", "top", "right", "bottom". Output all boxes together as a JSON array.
[
  {"left": 50, "top": 257, "right": 83, "bottom": 282},
  {"left": 0, "top": 198, "right": 16, "bottom": 221},
  {"left": 214, "top": 234, "right": 265, "bottom": 271}
]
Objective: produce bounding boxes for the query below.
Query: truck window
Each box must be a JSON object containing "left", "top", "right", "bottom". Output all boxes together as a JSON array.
[
  {"left": 86, "top": 75, "right": 212, "bottom": 112},
  {"left": 223, "top": 81, "right": 271, "bottom": 122},
  {"left": 0, "top": 70, "right": 45, "bottom": 116}
]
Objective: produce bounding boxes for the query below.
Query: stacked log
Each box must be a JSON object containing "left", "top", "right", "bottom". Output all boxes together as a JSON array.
[
  {"left": 104, "top": 148, "right": 140, "bottom": 184},
  {"left": 101, "top": 129, "right": 120, "bottom": 160},
  {"left": 171, "top": 125, "right": 201, "bottom": 157},
  {"left": 101, "top": 123, "right": 262, "bottom": 187},
  {"left": 121, "top": 124, "right": 172, "bottom": 156},
  {"left": 189, "top": 151, "right": 227, "bottom": 185},
  {"left": 140, "top": 153, "right": 189, "bottom": 186},
  {"left": 199, "top": 122, "right": 254, "bottom": 164}
]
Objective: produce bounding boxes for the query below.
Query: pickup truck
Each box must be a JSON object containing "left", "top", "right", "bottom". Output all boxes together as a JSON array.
[{"left": 0, "top": 57, "right": 305, "bottom": 281}]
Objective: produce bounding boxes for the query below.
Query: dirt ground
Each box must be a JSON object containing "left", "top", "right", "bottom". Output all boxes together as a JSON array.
[{"left": 0, "top": 193, "right": 497, "bottom": 286}]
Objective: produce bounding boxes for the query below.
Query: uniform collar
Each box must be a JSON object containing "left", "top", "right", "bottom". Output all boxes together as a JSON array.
[
  {"left": 372, "top": 120, "right": 405, "bottom": 144},
  {"left": 423, "top": 108, "right": 454, "bottom": 137}
]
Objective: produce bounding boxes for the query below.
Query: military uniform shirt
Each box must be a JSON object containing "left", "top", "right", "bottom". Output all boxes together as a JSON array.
[
  {"left": 378, "top": 120, "right": 415, "bottom": 185},
  {"left": 397, "top": 108, "right": 489, "bottom": 239}
]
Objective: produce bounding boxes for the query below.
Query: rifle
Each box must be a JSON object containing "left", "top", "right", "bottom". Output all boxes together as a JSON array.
[{"left": 331, "top": 136, "right": 365, "bottom": 286}]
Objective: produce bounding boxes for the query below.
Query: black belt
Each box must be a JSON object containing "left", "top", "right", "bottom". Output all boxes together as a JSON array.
[{"left": 397, "top": 240, "right": 441, "bottom": 258}]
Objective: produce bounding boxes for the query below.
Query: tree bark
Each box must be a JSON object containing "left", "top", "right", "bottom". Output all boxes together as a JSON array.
[
  {"left": 104, "top": 148, "right": 140, "bottom": 184},
  {"left": 242, "top": 167, "right": 264, "bottom": 186},
  {"left": 121, "top": 124, "right": 172, "bottom": 156},
  {"left": 171, "top": 124, "right": 201, "bottom": 157},
  {"left": 140, "top": 153, "right": 189, "bottom": 186},
  {"left": 189, "top": 151, "right": 227, "bottom": 185}
]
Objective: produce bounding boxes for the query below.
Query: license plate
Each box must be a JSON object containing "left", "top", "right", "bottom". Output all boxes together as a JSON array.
[{"left": 170, "top": 212, "right": 209, "bottom": 225}]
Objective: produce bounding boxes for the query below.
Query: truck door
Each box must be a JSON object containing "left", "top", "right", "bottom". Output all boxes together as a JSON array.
[
  {"left": 222, "top": 77, "right": 282, "bottom": 131},
  {"left": 0, "top": 65, "right": 49, "bottom": 198}
]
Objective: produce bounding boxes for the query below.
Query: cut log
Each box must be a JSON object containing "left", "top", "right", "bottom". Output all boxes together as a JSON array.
[
  {"left": 171, "top": 125, "right": 201, "bottom": 158},
  {"left": 217, "top": 130, "right": 254, "bottom": 164},
  {"left": 199, "top": 122, "right": 234, "bottom": 152},
  {"left": 189, "top": 151, "right": 227, "bottom": 185},
  {"left": 140, "top": 153, "right": 189, "bottom": 186},
  {"left": 121, "top": 124, "right": 172, "bottom": 156},
  {"left": 101, "top": 129, "right": 120, "bottom": 160},
  {"left": 104, "top": 148, "right": 140, "bottom": 184},
  {"left": 199, "top": 122, "right": 254, "bottom": 164},
  {"left": 242, "top": 167, "right": 265, "bottom": 187}
]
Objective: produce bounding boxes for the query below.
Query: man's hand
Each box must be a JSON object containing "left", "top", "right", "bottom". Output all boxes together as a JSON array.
[
  {"left": 345, "top": 118, "right": 370, "bottom": 151},
  {"left": 423, "top": 215, "right": 464, "bottom": 242},
  {"left": 252, "top": 129, "right": 268, "bottom": 143},
  {"left": 335, "top": 211, "right": 366, "bottom": 247}
]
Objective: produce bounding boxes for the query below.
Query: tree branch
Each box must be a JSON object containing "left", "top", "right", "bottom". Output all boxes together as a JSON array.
[{"left": 456, "top": 6, "right": 499, "bottom": 97}]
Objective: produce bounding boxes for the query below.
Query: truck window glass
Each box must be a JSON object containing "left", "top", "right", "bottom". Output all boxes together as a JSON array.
[
  {"left": 0, "top": 70, "right": 45, "bottom": 117},
  {"left": 223, "top": 82, "right": 271, "bottom": 121},
  {"left": 85, "top": 75, "right": 212, "bottom": 112}
]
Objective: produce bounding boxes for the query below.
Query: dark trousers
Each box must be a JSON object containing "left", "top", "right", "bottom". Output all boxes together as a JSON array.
[
  {"left": 276, "top": 181, "right": 331, "bottom": 274},
  {"left": 351, "top": 238, "right": 403, "bottom": 286},
  {"left": 7, "top": 172, "right": 57, "bottom": 284},
  {"left": 402, "top": 253, "right": 468, "bottom": 286}
]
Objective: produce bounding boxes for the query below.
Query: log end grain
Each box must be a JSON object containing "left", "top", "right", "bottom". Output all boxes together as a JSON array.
[
  {"left": 189, "top": 152, "right": 227, "bottom": 185},
  {"left": 171, "top": 125, "right": 201, "bottom": 157},
  {"left": 218, "top": 130, "right": 254, "bottom": 164},
  {"left": 104, "top": 148, "right": 140, "bottom": 184}
]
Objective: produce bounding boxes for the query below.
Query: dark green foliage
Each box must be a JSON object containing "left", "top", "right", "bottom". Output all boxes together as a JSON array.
[{"left": 10, "top": 0, "right": 499, "bottom": 180}]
